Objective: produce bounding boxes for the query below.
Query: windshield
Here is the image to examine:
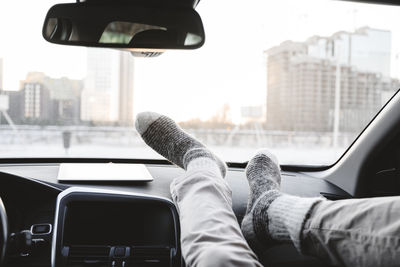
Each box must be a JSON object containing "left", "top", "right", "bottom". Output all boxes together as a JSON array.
[{"left": 0, "top": 0, "right": 399, "bottom": 165}]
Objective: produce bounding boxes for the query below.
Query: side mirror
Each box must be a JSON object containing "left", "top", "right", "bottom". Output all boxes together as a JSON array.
[{"left": 42, "top": 2, "right": 205, "bottom": 51}]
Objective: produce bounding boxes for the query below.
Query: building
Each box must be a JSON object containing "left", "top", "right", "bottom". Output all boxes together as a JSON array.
[
  {"left": 118, "top": 51, "right": 135, "bottom": 126},
  {"left": 80, "top": 89, "right": 113, "bottom": 123},
  {"left": 1, "top": 73, "right": 83, "bottom": 125},
  {"left": 3, "top": 90, "right": 23, "bottom": 123},
  {"left": 1, "top": 82, "right": 52, "bottom": 124},
  {"left": 240, "top": 105, "right": 264, "bottom": 123},
  {"left": 22, "top": 72, "right": 83, "bottom": 124},
  {"left": 81, "top": 49, "right": 134, "bottom": 125},
  {"left": 265, "top": 27, "right": 400, "bottom": 133},
  {"left": 307, "top": 27, "right": 392, "bottom": 77},
  {"left": 22, "top": 83, "right": 51, "bottom": 121}
]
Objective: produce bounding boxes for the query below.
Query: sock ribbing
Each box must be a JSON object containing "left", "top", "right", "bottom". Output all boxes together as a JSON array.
[
  {"left": 135, "top": 112, "right": 227, "bottom": 177},
  {"left": 268, "top": 195, "right": 323, "bottom": 250},
  {"left": 241, "top": 149, "right": 283, "bottom": 251}
]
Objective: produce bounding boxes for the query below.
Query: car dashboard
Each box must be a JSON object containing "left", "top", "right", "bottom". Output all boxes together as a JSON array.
[{"left": 0, "top": 162, "right": 350, "bottom": 267}]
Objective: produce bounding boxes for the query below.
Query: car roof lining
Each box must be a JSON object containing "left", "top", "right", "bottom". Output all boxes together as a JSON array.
[
  {"left": 342, "top": 0, "right": 400, "bottom": 6},
  {"left": 81, "top": 0, "right": 200, "bottom": 8}
]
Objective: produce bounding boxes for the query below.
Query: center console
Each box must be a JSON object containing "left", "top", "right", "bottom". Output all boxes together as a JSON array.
[{"left": 52, "top": 188, "right": 181, "bottom": 267}]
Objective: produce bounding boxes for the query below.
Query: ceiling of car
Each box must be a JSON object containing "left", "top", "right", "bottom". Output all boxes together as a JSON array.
[
  {"left": 82, "top": 0, "right": 200, "bottom": 8},
  {"left": 344, "top": 0, "right": 400, "bottom": 5}
]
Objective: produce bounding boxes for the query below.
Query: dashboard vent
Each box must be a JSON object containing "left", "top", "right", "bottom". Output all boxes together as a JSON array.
[
  {"left": 65, "top": 246, "right": 110, "bottom": 267},
  {"left": 130, "top": 247, "right": 172, "bottom": 266}
]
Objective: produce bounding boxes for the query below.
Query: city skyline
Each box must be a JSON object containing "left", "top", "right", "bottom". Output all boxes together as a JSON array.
[
  {"left": 265, "top": 26, "right": 399, "bottom": 133},
  {"left": 0, "top": 49, "right": 135, "bottom": 126},
  {"left": 2, "top": 0, "right": 400, "bottom": 122},
  {"left": 2, "top": 72, "right": 83, "bottom": 125},
  {"left": 0, "top": 27, "right": 399, "bottom": 131},
  {"left": 0, "top": 25, "right": 399, "bottom": 128}
]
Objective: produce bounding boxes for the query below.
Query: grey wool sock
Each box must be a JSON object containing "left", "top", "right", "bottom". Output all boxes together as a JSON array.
[
  {"left": 241, "top": 149, "right": 283, "bottom": 252},
  {"left": 241, "top": 149, "right": 322, "bottom": 253},
  {"left": 135, "top": 111, "right": 227, "bottom": 177}
]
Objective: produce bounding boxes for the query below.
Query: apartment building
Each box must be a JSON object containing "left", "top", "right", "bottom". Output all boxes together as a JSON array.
[{"left": 266, "top": 27, "right": 399, "bottom": 133}]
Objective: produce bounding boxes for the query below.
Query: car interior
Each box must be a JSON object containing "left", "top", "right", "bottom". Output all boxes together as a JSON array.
[{"left": 1, "top": 0, "right": 400, "bottom": 266}]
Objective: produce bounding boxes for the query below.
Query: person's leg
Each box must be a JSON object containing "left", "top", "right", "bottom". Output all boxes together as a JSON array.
[
  {"left": 241, "top": 149, "right": 322, "bottom": 253},
  {"left": 135, "top": 112, "right": 261, "bottom": 267},
  {"left": 242, "top": 149, "right": 400, "bottom": 267},
  {"left": 171, "top": 158, "right": 262, "bottom": 267},
  {"left": 301, "top": 196, "right": 400, "bottom": 267}
]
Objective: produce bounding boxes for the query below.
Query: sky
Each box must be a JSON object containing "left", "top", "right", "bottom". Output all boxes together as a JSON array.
[{"left": 0, "top": 0, "right": 400, "bottom": 122}]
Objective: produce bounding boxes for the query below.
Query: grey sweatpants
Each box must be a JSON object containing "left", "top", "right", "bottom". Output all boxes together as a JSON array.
[
  {"left": 170, "top": 158, "right": 400, "bottom": 267},
  {"left": 302, "top": 196, "right": 400, "bottom": 266}
]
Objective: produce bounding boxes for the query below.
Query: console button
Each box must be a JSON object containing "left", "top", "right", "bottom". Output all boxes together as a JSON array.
[{"left": 31, "top": 224, "right": 52, "bottom": 234}]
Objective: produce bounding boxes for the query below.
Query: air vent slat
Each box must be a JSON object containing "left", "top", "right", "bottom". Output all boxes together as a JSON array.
[
  {"left": 65, "top": 246, "right": 111, "bottom": 267},
  {"left": 130, "top": 247, "right": 171, "bottom": 266},
  {"left": 65, "top": 246, "right": 173, "bottom": 267}
]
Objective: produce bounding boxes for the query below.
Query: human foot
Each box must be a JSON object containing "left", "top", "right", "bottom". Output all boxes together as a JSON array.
[
  {"left": 241, "top": 149, "right": 322, "bottom": 252},
  {"left": 135, "top": 111, "right": 227, "bottom": 177},
  {"left": 241, "top": 150, "right": 282, "bottom": 251}
]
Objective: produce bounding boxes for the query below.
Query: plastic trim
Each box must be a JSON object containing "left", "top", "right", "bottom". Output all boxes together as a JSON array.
[
  {"left": 30, "top": 223, "right": 52, "bottom": 236},
  {"left": 51, "top": 187, "right": 180, "bottom": 267},
  {"left": 0, "top": 198, "right": 7, "bottom": 264}
]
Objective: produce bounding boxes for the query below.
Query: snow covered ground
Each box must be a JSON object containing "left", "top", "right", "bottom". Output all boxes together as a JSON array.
[
  {"left": 0, "top": 126, "right": 351, "bottom": 166},
  {"left": 0, "top": 143, "right": 345, "bottom": 166}
]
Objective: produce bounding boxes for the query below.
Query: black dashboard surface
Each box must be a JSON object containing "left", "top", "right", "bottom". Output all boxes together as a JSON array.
[
  {"left": 0, "top": 163, "right": 349, "bottom": 267},
  {"left": 0, "top": 163, "right": 348, "bottom": 222}
]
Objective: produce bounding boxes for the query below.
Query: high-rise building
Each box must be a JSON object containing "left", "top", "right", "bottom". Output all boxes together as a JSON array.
[
  {"left": 81, "top": 49, "right": 134, "bottom": 125},
  {"left": 307, "top": 27, "right": 392, "bottom": 77},
  {"left": 81, "top": 49, "right": 120, "bottom": 123},
  {"left": 118, "top": 52, "right": 135, "bottom": 126},
  {"left": 81, "top": 89, "right": 113, "bottom": 123},
  {"left": 1, "top": 72, "right": 83, "bottom": 124},
  {"left": 22, "top": 72, "right": 83, "bottom": 124},
  {"left": 265, "top": 27, "right": 399, "bottom": 133},
  {"left": 22, "top": 83, "right": 51, "bottom": 120}
]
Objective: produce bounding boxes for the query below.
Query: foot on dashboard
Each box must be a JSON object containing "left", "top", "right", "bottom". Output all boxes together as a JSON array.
[
  {"left": 135, "top": 111, "right": 227, "bottom": 177},
  {"left": 241, "top": 149, "right": 282, "bottom": 251},
  {"left": 241, "top": 149, "right": 322, "bottom": 252}
]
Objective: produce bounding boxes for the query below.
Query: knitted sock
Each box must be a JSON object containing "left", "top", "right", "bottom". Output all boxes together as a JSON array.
[
  {"left": 135, "top": 111, "right": 227, "bottom": 177},
  {"left": 241, "top": 149, "right": 322, "bottom": 252}
]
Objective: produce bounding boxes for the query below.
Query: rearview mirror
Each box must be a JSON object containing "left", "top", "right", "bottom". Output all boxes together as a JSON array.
[{"left": 42, "top": 2, "right": 205, "bottom": 50}]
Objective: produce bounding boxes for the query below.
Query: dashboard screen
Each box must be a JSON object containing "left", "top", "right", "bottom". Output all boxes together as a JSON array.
[{"left": 63, "top": 201, "right": 175, "bottom": 246}]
